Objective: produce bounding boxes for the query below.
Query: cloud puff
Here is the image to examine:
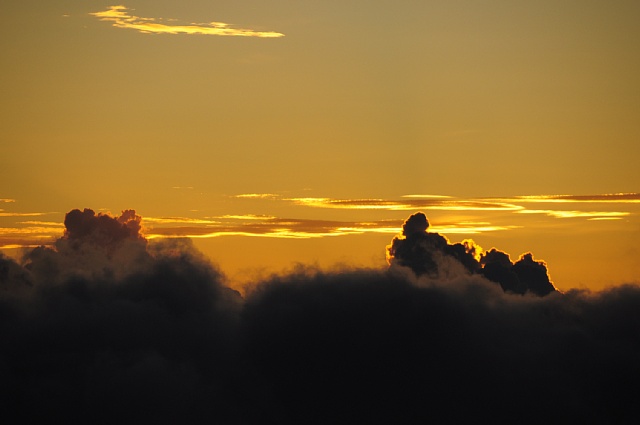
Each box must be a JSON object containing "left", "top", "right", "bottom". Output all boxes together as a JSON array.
[
  {"left": 387, "top": 212, "right": 556, "bottom": 296},
  {"left": 90, "top": 5, "right": 285, "bottom": 38},
  {"left": 0, "top": 209, "right": 638, "bottom": 424}
]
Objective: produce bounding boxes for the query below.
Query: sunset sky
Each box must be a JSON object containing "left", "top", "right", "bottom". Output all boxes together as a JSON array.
[
  {"left": 2, "top": 1, "right": 639, "bottom": 291},
  {"left": 2, "top": 3, "right": 640, "bottom": 423}
]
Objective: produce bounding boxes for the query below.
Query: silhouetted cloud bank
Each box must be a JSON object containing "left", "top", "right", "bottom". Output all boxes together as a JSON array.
[
  {"left": 387, "top": 212, "right": 556, "bottom": 296},
  {"left": 1, "top": 209, "right": 639, "bottom": 424}
]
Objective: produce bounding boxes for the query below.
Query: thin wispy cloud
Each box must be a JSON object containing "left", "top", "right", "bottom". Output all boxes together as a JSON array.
[
  {"left": 510, "top": 193, "right": 640, "bottom": 203},
  {"left": 518, "top": 210, "right": 630, "bottom": 219},
  {"left": 145, "top": 217, "right": 402, "bottom": 240},
  {"left": 401, "top": 194, "right": 453, "bottom": 199},
  {"left": 234, "top": 193, "right": 280, "bottom": 199},
  {"left": 0, "top": 212, "right": 49, "bottom": 217},
  {"left": 90, "top": 5, "right": 285, "bottom": 38},
  {"left": 18, "top": 221, "right": 65, "bottom": 227},
  {"left": 289, "top": 197, "right": 524, "bottom": 212},
  {"left": 287, "top": 194, "right": 638, "bottom": 219},
  {"left": 221, "top": 214, "right": 277, "bottom": 220},
  {"left": 1, "top": 192, "right": 634, "bottom": 249},
  {"left": 143, "top": 216, "right": 220, "bottom": 225},
  {"left": 144, "top": 216, "right": 514, "bottom": 240},
  {"left": 0, "top": 226, "right": 63, "bottom": 248}
]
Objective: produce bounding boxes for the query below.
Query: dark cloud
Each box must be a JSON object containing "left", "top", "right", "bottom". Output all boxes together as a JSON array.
[
  {"left": 387, "top": 212, "right": 556, "bottom": 296},
  {"left": 0, "top": 209, "right": 638, "bottom": 424},
  {"left": 241, "top": 272, "right": 640, "bottom": 425},
  {"left": 63, "top": 208, "right": 144, "bottom": 247},
  {"left": 1, "top": 210, "right": 242, "bottom": 424}
]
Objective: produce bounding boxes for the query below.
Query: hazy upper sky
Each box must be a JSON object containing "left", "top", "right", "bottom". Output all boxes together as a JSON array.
[{"left": 1, "top": 1, "right": 639, "bottom": 291}]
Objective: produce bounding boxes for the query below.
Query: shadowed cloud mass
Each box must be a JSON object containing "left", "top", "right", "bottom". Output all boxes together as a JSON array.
[
  {"left": 1, "top": 208, "right": 639, "bottom": 424},
  {"left": 387, "top": 212, "right": 556, "bottom": 296}
]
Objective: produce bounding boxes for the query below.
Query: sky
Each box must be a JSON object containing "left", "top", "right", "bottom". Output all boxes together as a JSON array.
[
  {"left": 1, "top": 2, "right": 640, "bottom": 423},
  {"left": 2, "top": 0, "right": 640, "bottom": 292}
]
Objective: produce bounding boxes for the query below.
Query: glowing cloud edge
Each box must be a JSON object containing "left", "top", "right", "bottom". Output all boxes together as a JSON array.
[{"left": 90, "top": 5, "right": 285, "bottom": 38}]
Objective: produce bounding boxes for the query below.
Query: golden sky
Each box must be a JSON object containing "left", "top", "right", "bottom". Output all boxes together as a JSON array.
[{"left": 1, "top": 1, "right": 639, "bottom": 291}]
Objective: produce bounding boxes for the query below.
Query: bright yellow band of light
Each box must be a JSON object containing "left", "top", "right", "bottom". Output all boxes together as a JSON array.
[{"left": 91, "top": 5, "right": 285, "bottom": 38}]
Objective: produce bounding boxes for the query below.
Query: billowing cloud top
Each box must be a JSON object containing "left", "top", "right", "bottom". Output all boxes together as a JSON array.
[
  {"left": 0, "top": 208, "right": 639, "bottom": 424},
  {"left": 387, "top": 212, "right": 556, "bottom": 296},
  {"left": 90, "top": 5, "right": 285, "bottom": 38}
]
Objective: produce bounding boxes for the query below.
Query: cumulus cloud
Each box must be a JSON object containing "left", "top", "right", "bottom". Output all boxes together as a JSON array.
[
  {"left": 387, "top": 212, "right": 556, "bottom": 296},
  {"left": 0, "top": 209, "right": 638, "bottom": 424},
  {"left": 90, "top": 5, "right": 285, "bottom": 38}
]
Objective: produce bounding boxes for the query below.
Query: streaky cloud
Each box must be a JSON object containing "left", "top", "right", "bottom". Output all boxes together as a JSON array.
[
  {"left": 233, "top": 193, "right": 281, "bottom": 199},
  {"left": 401, "top": 194, "right": 453, "bottom": 199},
  {"left": 18, "top": 221, "right": 64, "bottom": 227},
  {"left": 511, "top": 192, "right": 640, "bottom": 203},
  {"left": 0, "top": 212, "right": 49, "bottom": 217},
  {"left": 90, "top": 5, "right": 285, "bottom": 38},
  {"left": 221, "top": 214, "right": 277, "bottom": 220},
  {"left": 518, "top": 209, "right": 630, "bottom": 219},
  {"left": 145, "top": 217, "right": 402, "bottom": 240},
  {"left": 143, "top": 216, "right": 221, "bottom": 225},
  {"left": 144, "top": 216, "right": 514, "bottom": 240},
  {"left": 289, "top": 197, "right": 524, "bottom": 211}
]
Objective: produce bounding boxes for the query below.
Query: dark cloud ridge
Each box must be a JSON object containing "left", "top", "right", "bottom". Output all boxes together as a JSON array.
[
  {"left": 1, "top": 209, "right": 639, "bottom": 424},
  {"left": 387, "top": 212, "right": 556, "bottom": 296}
]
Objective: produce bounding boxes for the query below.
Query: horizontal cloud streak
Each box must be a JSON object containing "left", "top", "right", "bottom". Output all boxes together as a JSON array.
[
  {"left": 146, "top": 218, "right": 400, "bottom": 239},
  {"left": 90, "top": 5, "right": 285, "bottom": 38},
  {"left": 289, "top": 197, "right": 524, "bottom": 211},
  {"left": 145, "top": 217, "right": 514, "bottom": 240},
  {"left": 511, "top": 192, "right": 640, "bottom": 203},
  {"left": 143, "top": 217, "right": 221, "bottom": 225},
  {"left": 233, "top": 193, "right": 280, "bottom": 199},
  {"left": 518, "top": 210, "right": 630, "bottom": 219},
  {"left": 0, "top": 212, "right": 49, "bottom": 217}
]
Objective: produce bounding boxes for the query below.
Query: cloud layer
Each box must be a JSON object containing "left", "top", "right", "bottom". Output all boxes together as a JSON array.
[
  {"left": 90, "top": 5, "right": 285, "bottom": 38},
  {"left": 2, "top": 192, "right": 637, "bottom": 248},
  {"left": 1, "top": 208, "right": 639, "bottom": 424}
]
